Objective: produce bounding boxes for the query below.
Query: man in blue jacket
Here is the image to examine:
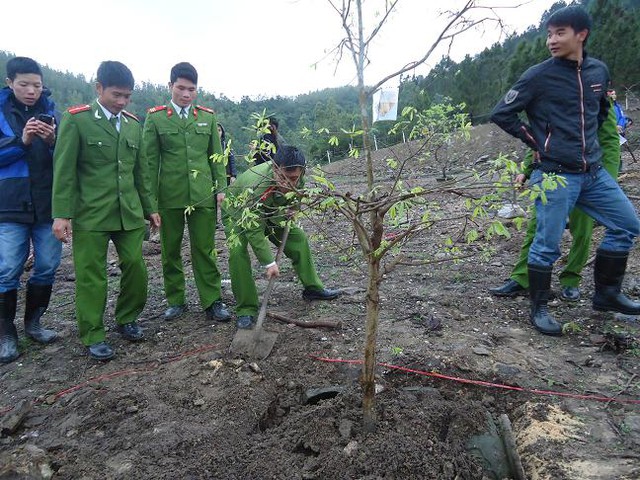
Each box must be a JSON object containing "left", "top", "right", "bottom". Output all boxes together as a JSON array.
[
  {"left": 0, "top": 57, "right": 60, "bottom": 363},
  {"left": 491, "top": 6, "right": 640, "bottom": 336},
  {"left": 608, "top": 90, "right": 629, "bottom": 136}
]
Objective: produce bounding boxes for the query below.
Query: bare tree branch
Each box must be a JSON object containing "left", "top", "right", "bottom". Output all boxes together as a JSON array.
[{"left": 364, "top": 0, "right": 401, "bottom": 46}]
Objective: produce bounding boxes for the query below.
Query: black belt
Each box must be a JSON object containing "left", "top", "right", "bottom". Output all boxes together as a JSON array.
[{"left": 535, "top": 161, "right": 602, "bottom": 175}]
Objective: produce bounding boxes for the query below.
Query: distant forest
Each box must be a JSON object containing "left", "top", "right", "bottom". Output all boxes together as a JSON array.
[{"left": 1, "top": 0, "right": 638, "bottom": 166}]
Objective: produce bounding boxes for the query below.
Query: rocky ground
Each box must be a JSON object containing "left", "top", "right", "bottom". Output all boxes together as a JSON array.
[{"left": 1, "top": 118, "right": 640, "bottom": 479}]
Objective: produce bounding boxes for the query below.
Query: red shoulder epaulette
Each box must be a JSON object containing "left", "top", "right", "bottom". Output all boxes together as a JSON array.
[
  {"left": 195, "top": 105, "right": 215, "bottom": 114},
  {"left": 122, "top": 110, "right": 139, "bottom": 122},
  {"left": 68, "top": 104, "right": 91, "bottom": 115},
  {"left": 147, "top": 105, "right": 168, "bottom": 114}
]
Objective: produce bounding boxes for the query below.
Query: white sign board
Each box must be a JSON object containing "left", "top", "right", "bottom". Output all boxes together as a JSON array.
[{"left": 372, "top": 87, "right": 399, "bottom": 123}]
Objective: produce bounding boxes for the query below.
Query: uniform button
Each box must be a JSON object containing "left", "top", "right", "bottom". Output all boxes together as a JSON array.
[{"left": 98, "top": 141, "right": 102, "bottom": 146}]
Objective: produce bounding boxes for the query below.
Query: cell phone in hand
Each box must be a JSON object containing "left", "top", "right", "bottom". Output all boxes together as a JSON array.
[{"left": 37, "top": 113, "right": 55, "bottom": 125}]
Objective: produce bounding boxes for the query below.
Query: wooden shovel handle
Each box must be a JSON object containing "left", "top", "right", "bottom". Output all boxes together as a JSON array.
[{"left": 253, "top": 225, "right": 290, "bottom": 332}]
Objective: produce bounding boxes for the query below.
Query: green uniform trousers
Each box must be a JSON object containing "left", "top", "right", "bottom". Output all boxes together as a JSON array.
[
  {"left": 510, "top": 161, "right": 620, "bottom": 288},
  {"left": 228, "top": 224, "right": 324, "bottom": 316},
  {"left": 72, "top": 227, "right": 147, "bottom": 346},
  {"left": 159, "top": 207, "right": 222, "bottom": 309}
]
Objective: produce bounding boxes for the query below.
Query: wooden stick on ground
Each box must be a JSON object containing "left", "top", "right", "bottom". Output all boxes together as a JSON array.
[
  {"left": 267, "top": 312, "right": 342, "bottom": 329},
  {"left": 498, "top": 414, "right": 527, "bottom": 480}
]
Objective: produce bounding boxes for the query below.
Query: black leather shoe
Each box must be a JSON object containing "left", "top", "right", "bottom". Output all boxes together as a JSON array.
[
  {"left": 164, "top": 305, "right": 187, "bottom": 321},
  {"left": 560, "top": 286, "right": 580, "bottom": 302},
  {"left": 236, "top": 315, "right": 255, "bottom": 330},
  {"left": 489, "top": 279, "right": 527, "bottom": 297},
  {"left": 88, "top": 342, "right": 115, "bottom": 361},
  {"left": 205, "top": 300, "right": 231, "bottom": 322},
  {"left": 302, "top": 288, "right": 340, "bottom": 301},
  {"left": 117, "top": 322, "right": 144, "bottom": 341}
]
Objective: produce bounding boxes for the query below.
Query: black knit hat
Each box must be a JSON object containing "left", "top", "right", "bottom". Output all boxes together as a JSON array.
[{"left": 274, "top": 145, "right": 306, "bottom": 169}]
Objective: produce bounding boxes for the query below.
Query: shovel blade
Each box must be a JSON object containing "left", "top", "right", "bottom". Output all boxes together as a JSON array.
[{"left": 230, "top": 328, "right": 279, "bottom": 360}]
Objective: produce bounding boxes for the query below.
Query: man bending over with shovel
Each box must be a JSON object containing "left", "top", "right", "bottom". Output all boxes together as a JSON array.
[{"left": 223, "top": 145, "right": 340, "bottom": 330}]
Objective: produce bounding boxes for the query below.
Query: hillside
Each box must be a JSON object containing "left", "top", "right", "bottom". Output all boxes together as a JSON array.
[{"left": 322, "top": 122, "right": 526, "bottom": 182}]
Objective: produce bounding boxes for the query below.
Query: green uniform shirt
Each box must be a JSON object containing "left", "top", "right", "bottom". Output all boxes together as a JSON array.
[
  {"left": 52, "top": 101, "right": 151, "bottom": 231},
  {"left": 224, "top": 162, "right": 304, "bottom": 266},
  {"left": 141, "top": 104, "right": 226, "bottom": 211}
]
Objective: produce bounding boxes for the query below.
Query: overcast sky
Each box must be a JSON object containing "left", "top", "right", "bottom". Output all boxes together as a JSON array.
[{"left": 2, "top": 0, "right": 556, "bottom": 100}]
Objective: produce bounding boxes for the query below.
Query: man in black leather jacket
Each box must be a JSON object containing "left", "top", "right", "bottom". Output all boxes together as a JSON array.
[{"left": 491, "top": 5, "right": 640, "bottom": 336}]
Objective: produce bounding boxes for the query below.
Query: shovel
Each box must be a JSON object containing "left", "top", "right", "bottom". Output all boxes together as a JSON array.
[{"left": 230, "top": 225, "right": 290, "bottom": 360}]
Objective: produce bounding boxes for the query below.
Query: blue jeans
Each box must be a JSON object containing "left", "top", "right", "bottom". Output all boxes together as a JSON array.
[
  {"left": 529, "top": 167, "right": 640, "bottom": 267},
  {"left": 0, "top": 221, "right": 62, "bottom": 292}
]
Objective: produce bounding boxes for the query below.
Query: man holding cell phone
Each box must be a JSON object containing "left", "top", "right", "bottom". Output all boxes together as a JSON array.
[{"left": 0, "top": 56, "right": 60, "bottom": 364}]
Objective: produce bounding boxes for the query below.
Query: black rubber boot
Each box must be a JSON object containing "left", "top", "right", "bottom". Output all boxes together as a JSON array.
[
  {"left": 0, "top": 289, "right": 20, "bottom": 364},
  {"left": 24, "top": 283, "right": 57, "bottom": 344},
  {"left": 528, "top": 264, "right": 562, "bottom": 336},
  {"left": 592, "top": 249, "right": 640, "bottom": 315}
]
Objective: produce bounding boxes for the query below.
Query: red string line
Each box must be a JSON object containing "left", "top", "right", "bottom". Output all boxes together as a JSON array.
[
  {"left": 310, "top": 355, "right": 640, "bottom": 406},
  {"left": 2, "top": 346, "right": 637, "bottom": 418}
]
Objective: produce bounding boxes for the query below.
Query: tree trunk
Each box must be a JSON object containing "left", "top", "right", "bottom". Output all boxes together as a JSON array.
[
  {"left": 358, "top": 87, "right": 382, "bottom": 432},
  {"left": 361, "top": 254, "right": 380, "bottom": 432},
  {"left": 353, "top": 0, "right": 383, "bottom": 433}
]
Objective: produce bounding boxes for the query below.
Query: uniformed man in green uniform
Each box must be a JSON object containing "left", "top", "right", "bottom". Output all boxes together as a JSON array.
[
  {"left": 52, "top": 61, "right": 160, "bottom": 361},
  {"left": 223, "top": 145, "right": 340, "bottom": 329},
  {"left": 141, "top": 62, "right": 230, "bottom": 323}
]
